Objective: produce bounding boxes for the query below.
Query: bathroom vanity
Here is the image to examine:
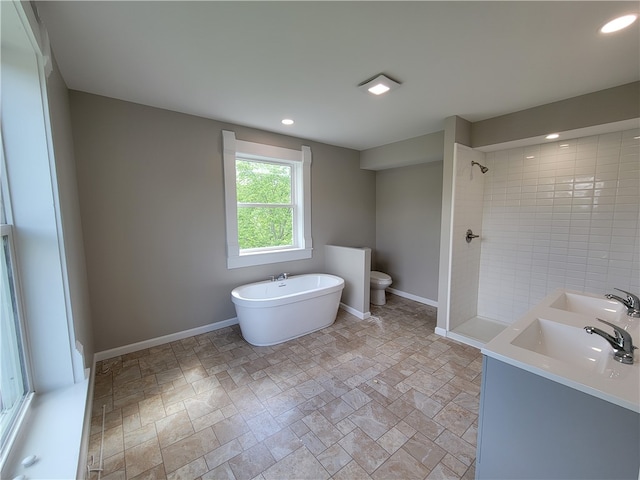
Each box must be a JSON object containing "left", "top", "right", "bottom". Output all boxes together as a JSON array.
[{"left": 476, "top": 289, "right": 640, "bottom": 480}]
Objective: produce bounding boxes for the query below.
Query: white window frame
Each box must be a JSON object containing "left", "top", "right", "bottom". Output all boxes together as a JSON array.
[
  {"left": 1, "top": 3, "right": 90, "bottom": 477},
  {"left": 0, "top": 153, "right": 34, "bottom": 466},
  {"left": 223, "top": 130, "right": 312, "bottom": 269}
]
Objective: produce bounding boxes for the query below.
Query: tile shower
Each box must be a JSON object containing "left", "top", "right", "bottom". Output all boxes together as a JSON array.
[{"left": 448, "top": 128, "right": 640, "bottom": 344}]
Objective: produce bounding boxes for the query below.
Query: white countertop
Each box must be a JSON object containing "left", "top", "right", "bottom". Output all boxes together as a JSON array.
[{"left": 482, "top": 289, "right": 640, "bottom": 413}]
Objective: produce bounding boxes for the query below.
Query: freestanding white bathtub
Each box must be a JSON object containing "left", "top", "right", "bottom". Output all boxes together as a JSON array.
[{"left": 231, "top": 274, "right": 345, "bottom": 346}]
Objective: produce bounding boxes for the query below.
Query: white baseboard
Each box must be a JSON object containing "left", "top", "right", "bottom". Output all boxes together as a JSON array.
[
  {"left": 435, "top": 326, "right": 447, "bottom": 337},
  {"left": 77, "top": 364, "right": 96, "bottom": 479},
  {"left": 94, "top": 317, "right": 239, "bottom": 362},
  {"left": 387, "top": 288, "right": 438, "bottom": 307},
  {"left": 94, "top": 292, "right": 434, "bottom": 362},
  {"left": 444, "top": 330, "right": 485, "bottom": 349},
  {"left": 339, "top": 303, "right": 371, "bottom": 320},
  {"left": 434, "top": 327, "right": 484, "bottom": 349}
]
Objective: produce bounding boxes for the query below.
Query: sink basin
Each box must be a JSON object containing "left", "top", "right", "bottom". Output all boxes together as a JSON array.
[
  {"left": 511, "top": 318, "right": 611, "bottom": 373},
  {"left": 483, "top": 288, "right": 640, "bottom": 412},
  {"left": 549, "top": 292, "right": 625, "bottom": 322}
]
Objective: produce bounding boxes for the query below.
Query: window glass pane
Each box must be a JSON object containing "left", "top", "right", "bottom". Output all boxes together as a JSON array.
[
  {"left": 0, "top": 234, "right": 28, "bottom": 445},
  {"left": 236, "top": 160, "right": 291, "bottom": 204},
  {"left": 237, "top": 207, "right": 293, "bottom": 249},
  {"left": 1, "top": 171, "right": 6, "bottom": 225}
]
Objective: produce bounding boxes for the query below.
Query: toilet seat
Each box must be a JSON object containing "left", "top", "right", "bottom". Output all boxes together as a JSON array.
[{"left": 370, "top": 271, "right": 392, "bottom": 286}]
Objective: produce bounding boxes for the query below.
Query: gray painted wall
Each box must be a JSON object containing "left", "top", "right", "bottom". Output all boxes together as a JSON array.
[
  {"left": 68, "top": 82, "right": 639, "bottom": 353},
  {"left": 69, "top": 92, "right": 376, "bottom": 352},
  {"left": 471, "top": 82, "right": 639, "bottom": 147},
  {"left": 360, "top": 130, "right": 444, "bottom": 171},
  {"left": 375, "top": 162, "right": 443, "bottom": 302}
]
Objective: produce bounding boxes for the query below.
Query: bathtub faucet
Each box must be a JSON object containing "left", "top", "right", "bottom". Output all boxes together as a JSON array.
[{"left": 272, "top": 273, "right": 289, "bottom": 281}]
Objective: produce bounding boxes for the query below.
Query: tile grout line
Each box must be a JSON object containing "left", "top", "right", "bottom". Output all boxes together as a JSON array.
[{"left": 88, "top": 295, "right": 481, "bottom": 480}]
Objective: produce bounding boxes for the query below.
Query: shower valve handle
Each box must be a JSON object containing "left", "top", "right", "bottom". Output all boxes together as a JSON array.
[{"left": 465, "top": 229, "right": 480, "bottom": 243}]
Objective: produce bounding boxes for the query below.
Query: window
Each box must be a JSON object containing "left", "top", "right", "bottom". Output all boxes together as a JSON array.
[
  {"left": 0, "top": 227, "right": 30, "bottom": 450},
  {"left": 236, "top": 159, "right": 293, "bottom": 250},
  {"left": 0, "top": 145, "right": 31, "bottom": 460},
  {"left": 223, "top": 131, "right": 312, "bottom": 268}
]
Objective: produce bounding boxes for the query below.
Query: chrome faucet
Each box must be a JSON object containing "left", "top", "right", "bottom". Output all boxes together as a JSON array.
[
  {"left": 605, "top": 288, "right": 640, "bottom": 318},
  {"left": 274, "top": 273, "right": 289, "bottom": 281},
  {"left": 584, "top": 318, "right": 636, "bottom": 365}
]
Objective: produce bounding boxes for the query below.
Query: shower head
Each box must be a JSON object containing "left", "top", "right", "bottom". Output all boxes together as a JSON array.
[{"left": 471, "top": 161, "right": 489, "bottom": 174}]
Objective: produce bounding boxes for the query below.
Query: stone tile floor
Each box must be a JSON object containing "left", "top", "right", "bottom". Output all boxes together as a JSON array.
[{"left": 89, "top": 294, "right": 483, "bottom": 480}]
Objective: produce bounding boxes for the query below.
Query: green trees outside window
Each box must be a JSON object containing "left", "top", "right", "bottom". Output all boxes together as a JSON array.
[{"left": 236, "top": 159, "right": 294, "bottom": 249}]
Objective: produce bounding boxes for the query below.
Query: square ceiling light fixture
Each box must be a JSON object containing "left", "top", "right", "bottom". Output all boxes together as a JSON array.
[{"left": 358, "top": 73, "right": 402, "bottom": 96}]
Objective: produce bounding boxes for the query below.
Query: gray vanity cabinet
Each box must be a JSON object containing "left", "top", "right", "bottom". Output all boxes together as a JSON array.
[{"left": 475, "top": 356, "right": 640, "bottom": 480}]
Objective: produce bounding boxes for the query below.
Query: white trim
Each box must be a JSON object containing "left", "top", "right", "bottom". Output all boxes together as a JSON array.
[
  {"left": 2, "top": 5, "right": 76, "bottom": 392},
  {"left": 0, "top": 225, "right": 33, "bottom": 447},
  {"left": 235, "top": 138, "right": 302, "bottom": 163},
  {"left": 444, "top": 330, "right": 485, "bottom": 350},
  {"left": 444, "top": 145, "right": 457, "bottom": 331},
  {"left": 300, "top": 146, "right": 312, "bottom": 252},
  {"left": 339, "top": 303, "right": 371, "bottom": 320},
  {"left": 94, "top": 317, "right": 239, "bottom": 362},
  {"left": 438, "top": 142, "right": 459, "bottom": 333},
  {"left": 387, "top": 288, "right": 438, "bottom": 307},
  {"left": 76, "top": 363, "right": 96, "bottom": 480},
  {"left": 435, "top": 326, "right": 448, "bottom": 337},
  {"left": 222, "top": 130, "right": 240, "bottom": 260},
  {"left": 2, "top": 381, "right": 89, "bottom": 480},
  {"left": 0, "top": 392, "right": 33, "bottom": 472},
  {"left": 37, "top": 52, "right": 86, "bottom": 382},
  {"left": 222, "top": 130, "right": 312, "bottom": 269},
  {"left": 227, "top": 247, "right": 312, "bottom": 269}
]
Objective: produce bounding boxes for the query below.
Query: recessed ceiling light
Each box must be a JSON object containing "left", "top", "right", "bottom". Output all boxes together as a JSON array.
[
  {"left": 526, "top": 155, "right": 535, "bottom": 159},
  {"left": 358, "top": 74, "right": 401, "bottom": 96},
  {"left": 546, "top": 133, "right": 560, "bottom": 140},
  {"left": 281, "top": 119, "right": 294, "bottom": 125},
  {"left": 600, "top": 14, "right": 638, "bottom": 33},
  {"left": 368, "top": 83, "right": 391, "bottom": 95}
]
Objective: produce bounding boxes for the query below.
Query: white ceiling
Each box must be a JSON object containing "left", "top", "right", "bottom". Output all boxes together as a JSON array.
[{"left": 35, "top": 1, "right": 639, "bottom": 151}]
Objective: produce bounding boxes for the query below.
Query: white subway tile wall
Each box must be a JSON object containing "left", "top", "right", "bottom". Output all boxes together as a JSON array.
[{"left": 477, "top": 129, "right": 640, "bottom": 324}]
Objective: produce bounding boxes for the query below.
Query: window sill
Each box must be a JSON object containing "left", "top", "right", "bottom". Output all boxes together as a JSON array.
[
  {"left": 2, "top": 379, "right": 90, "bottom": 480},
  {"left": 228, "top": 247, "right": 312, "bottom": 269}
]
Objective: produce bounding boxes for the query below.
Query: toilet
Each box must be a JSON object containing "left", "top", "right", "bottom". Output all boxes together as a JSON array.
[{"left": 370, "top": 271, "right": 392, "bottom": 306}]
